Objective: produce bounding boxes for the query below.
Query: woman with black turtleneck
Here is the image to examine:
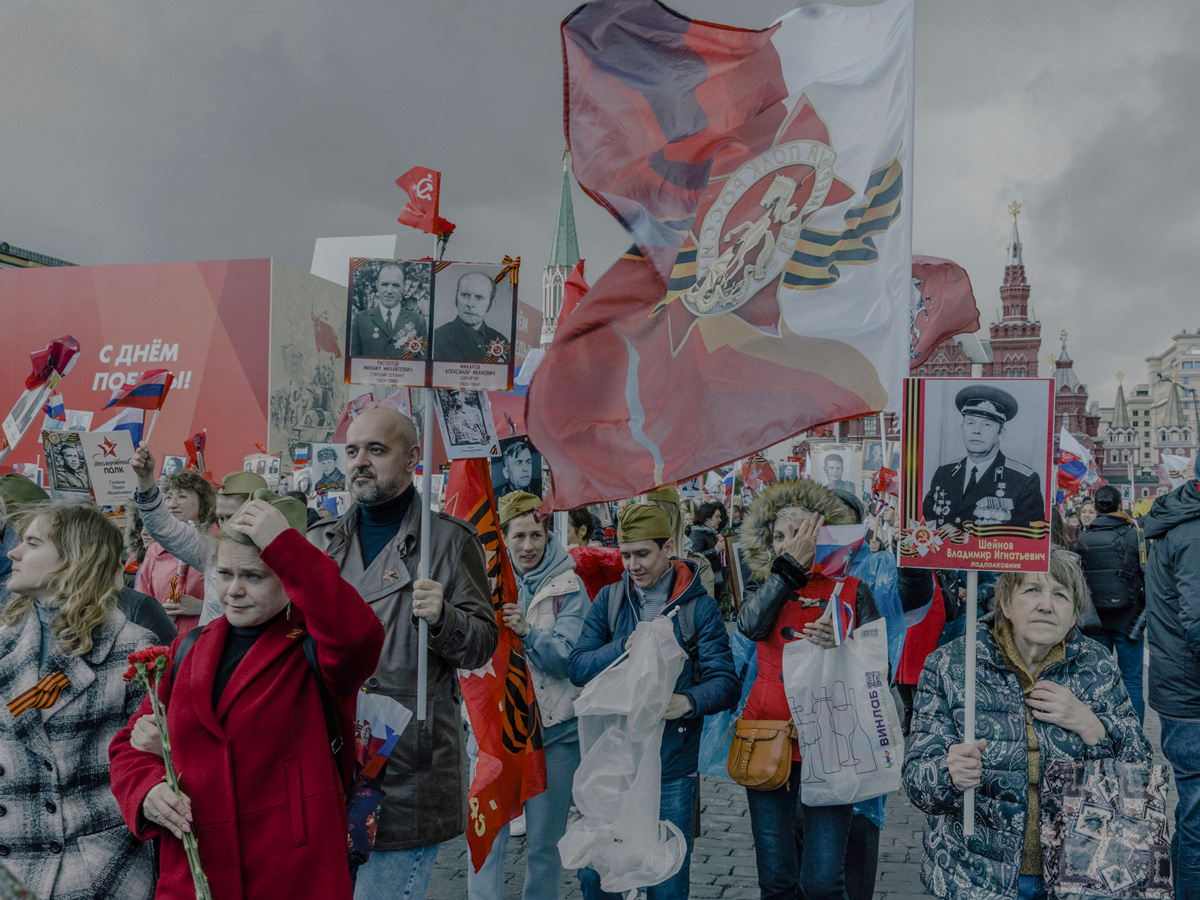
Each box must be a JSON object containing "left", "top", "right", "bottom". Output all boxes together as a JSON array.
[{"left": 110, "top": 492, "right": 385, "bottom": 900}]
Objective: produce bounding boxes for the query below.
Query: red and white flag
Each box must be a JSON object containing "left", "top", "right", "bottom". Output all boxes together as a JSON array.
[
  {"left": 528, "top": 0, "right": 914, "bottom": 508},
  {"left": 909, "top": 256, "right": 981, "bottom": 368},
  {"left": 443, "top": 459, "right": 547, "bottom": 871},
  {"left": 395, "top": 167, "right": 441, "bottom": 235}
]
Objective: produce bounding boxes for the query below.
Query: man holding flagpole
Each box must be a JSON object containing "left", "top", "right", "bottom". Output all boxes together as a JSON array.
[{"left": 307, "top": 408, "right": 497, "bottom": 900}]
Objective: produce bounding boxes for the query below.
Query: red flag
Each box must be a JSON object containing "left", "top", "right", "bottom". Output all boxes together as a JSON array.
[
  {"left": 312, "top": 310, "right": 343, "bottom": 358},
  {"left": 185, "top": 431, "right": 206, "bottom": 473},
  {"left": 331, "top": 394, "right": 376, "bottom": 444},
  {"left": 740, "top": 454, "right": 776, "bottom": 498},
  {"left": 527, "top": 1, "right": 913, "bottom": 509},
  {"left": 26, "top": 335, "right": 81, "bottom": 389},
  {"left": 395, "top": 167, "right": 441, "bottom": 234},
  {"left": 873, "top": 466, "right": 898, "bottom": 499},
  {"left": 443, "top": 459, "right": 547, "bottom": 871},
  {"left": 554, "top": 260, "right": 589, "bottom": 337},
  {"left": 909, "top": 256, "right": 981, "bottom": 368}
]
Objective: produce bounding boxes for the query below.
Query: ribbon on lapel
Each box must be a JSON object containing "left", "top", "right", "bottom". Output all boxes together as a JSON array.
[{"left": 8, "top": 670, "right": 70, "bottom": 716}]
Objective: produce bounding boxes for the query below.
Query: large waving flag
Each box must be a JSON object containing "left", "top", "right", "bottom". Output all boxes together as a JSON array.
[
  {"left": 527, "top": 0, "right": 914, "bottom": 508},
  {"left": 1161, "top": 452, "right": 1196, "bottom": 489},
  {"left": 104, "top": 369, "right": 174, "bottom": 411},
  {"left": 442, "top": 458, "right": 547, "bottom": 871},
  {"left": 1056, "top": 428, "right": 1093, "bottom": 496},
  {"left": 910, "top": 256, "right": 981, "bottom": 367}
]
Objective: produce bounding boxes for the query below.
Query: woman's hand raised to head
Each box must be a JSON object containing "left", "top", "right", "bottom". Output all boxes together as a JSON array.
[
  {"left": 227, "top": 500, "right": 289, "bottom": 549},
  {"left": 780, "top": 514, "right": 824, "bottom": 570}
]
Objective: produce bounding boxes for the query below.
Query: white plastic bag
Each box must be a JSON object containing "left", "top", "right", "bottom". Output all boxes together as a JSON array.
[
  {"left": 558, "top": 617, "right": 688, "bottom": 894},
  {"left": 781, "top": 619, "right": 902, "bottom": 806}
]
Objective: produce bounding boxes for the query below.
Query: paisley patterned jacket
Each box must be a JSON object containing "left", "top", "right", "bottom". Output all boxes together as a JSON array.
[{"left": 902, "top": 616, "right": 1150, "bottom": 900}]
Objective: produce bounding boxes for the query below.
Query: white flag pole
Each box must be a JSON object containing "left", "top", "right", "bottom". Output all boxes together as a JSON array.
[
  {"left": 142, "top": 409, "right": 162, "bottom": 447},
  {"left": 963, "top": 569, "right": 978, "bottom": 836},
  {"left": 417, "top": 386, "right": 434, "bottom": 722}
]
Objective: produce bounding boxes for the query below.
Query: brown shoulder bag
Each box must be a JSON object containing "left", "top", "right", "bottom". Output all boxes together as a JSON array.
[{"left": 726, "top": 718, "right": 796, "bottom": 791}]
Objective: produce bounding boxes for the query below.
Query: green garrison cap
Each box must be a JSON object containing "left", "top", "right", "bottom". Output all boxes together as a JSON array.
[
  {"left": 219, "top": 471, "right": 269, "bottom": 496},
  {"left": 221, "top": 489, "right": 309, "bottom": 545},
  {"left": 644, "top": 486, "right": 679, "bottom": 505},
  {"left": 0, "top": 473, "right": 49, "bottom": 507},
  {"left": 617, "top": 503, "right": 672, "bottom": 543},
  {"left": 497, "top": 491, "right": 541, "bottom": 525}
]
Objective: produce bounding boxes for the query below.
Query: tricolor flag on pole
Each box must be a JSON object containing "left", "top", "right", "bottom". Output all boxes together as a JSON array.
[
  {"left": 1056, "top": 428, "right": 1093, "bottom": 496},
  {"left": 104, "top": 370, "right": 174, "bottom": 411},
  {"left": 42, "top": 391, "right": 66, "bottom": 422},
  {"left": 528, "top": 0, "right": 915, "bottom": 508},
  {"left": 830, "top": 582, "right": 856, "bottom": 646},
  {"left": 812, "top": 525, "right": 869, "bottom": 582},
  {"left": 95, "top": 408, "right": 144, "bottom": 448}
]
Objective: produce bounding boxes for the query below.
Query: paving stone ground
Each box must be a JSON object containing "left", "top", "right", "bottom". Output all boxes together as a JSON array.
[{"left": 427, "top": 675, "right": 1170, "bottom": 900}]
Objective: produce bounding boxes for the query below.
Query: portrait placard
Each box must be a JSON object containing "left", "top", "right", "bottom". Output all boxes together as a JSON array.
[
  {"left": 78, "top": 430, "right": 138, "bottom": 507},
  {"left": 433, "top": 389, "right": 499, "bottom": 459},
  {"left": 345, "top": 259, "right": 434, "bottom": 387},
  {"left": 810, "top": 444, "right": 862, "bottom": 497},
  {"left": 311, "top": 444, "right": 347, "bottom": 494},
  {"left": 430, "top": 261, "right": 518, "bottom": 392},
  {"left": 490, "top": 435, "right": 542, "bottom": 500},
  {"left": 41, "top": 430, "right": 91, "bottom": 494},
  {"left": 160, "top": 455, "right": 187, "bottom": 478},
  {"left": 899, "top": 377, "right": 1053, "bottom": 572}
]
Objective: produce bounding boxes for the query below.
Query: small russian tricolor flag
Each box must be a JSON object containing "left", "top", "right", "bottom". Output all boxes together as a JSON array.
[
  {"left": 830, "top": 582, "right": 856, "bottom": 646},
  {"left": 812, "top": 525, "right": 868, "bottom": 581},
  {"left": 43, "top": 391, "right": 66, "bottom": 422},
  {"left": 96, "top": 408, "right": 145, "bottom": 447},
  {"left": 104, "top": 369, "right": 174, "bottom": 411}
]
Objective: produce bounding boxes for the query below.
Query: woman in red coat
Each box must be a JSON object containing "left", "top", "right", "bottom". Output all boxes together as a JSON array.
[{"left": 109, "top": 492, "right": 385, "bottom": 900}]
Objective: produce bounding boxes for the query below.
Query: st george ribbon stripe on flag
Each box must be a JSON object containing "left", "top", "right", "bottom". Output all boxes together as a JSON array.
[{"left": 528, "top": 0, "right": 914, "bottom": 509}]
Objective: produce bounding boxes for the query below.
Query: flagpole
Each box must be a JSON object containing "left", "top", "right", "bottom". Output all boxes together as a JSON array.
[
  {"left": 417, "top": 232, "right": 441, "bottom": 722},
  {"left": 142, "top": 409, "right": 160, "bottom": 448},
  {"left": 963, "top": 569, "right": 978, "bottom": 836}
]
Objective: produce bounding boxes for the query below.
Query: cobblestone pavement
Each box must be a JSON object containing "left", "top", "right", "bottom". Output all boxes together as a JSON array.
[{"left": 428, "top": 679, "right": 1171, "bottom": 900}]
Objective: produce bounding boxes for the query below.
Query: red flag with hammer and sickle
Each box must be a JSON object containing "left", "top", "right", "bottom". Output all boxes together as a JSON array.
[{"left": 395, "top": 167, "right": 441, "bottom": 235}]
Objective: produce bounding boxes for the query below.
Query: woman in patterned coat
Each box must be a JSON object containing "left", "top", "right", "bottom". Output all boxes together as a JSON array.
[
  {"left": 0, "top": 502, "right": 155, "bottom": 900},
  {"left": 902, "top": 551, "right": 1150, "bottom": 900}
]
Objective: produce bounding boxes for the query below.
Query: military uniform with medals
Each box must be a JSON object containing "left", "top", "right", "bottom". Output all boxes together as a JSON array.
[
  {"left": 921, "top": 386, "right": 1046, "bottom": 530},
  {"left": 349, "top": 303, "right": 427, "bottom": 359}
]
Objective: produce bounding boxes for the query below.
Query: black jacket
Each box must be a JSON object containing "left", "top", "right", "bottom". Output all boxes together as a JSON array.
[
  {"left": 1076, "top": 514, "right": 1144, "bottom": 632},
  {"left": 1144, "top": 479, "right": 1200, "bottom": 717},
  {"left": 118, "top": 587, "right": 179, "bottom": 645},
  {"left": 687, "top": 525, "right": 726, "bottom": 585}
]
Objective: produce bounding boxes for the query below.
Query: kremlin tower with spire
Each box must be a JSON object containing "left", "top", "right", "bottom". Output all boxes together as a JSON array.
[
  {"left": 981, "top": 203, "right": 1042, "bottom": 378},
  {"left": 541, "top": 151, "right": 581, "bottom": 348}
]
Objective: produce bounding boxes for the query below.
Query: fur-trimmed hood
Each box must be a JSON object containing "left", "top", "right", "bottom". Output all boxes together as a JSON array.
[{"left": 742, "top": 479, "right": 854, "bottom": 581}]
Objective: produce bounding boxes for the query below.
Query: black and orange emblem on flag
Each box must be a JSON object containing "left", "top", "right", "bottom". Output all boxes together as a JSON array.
[{"left": 443, "top": 458, "right": 547, "bottom": 871}]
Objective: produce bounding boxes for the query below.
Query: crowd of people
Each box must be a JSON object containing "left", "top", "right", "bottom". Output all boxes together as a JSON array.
[{"left": 0, "top": 408, "right": 1196, "bottom": 900}]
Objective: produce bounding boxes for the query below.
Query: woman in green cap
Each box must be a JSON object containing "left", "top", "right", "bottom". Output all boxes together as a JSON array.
[{"left": 468, "top": 491, "right": 590, "bottom": 900}]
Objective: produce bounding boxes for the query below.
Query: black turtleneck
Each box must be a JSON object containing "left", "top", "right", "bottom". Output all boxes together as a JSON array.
[
  {"left": 359, "top": 484, "right": 415, "bottom": 568},
  {"left": 212, "top": 612, "right": 284, "bottom": 705}
]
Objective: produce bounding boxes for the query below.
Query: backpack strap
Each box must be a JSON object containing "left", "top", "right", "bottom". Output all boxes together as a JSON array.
[
  {"left": 171, "top": 626, "right": 204, "bottom": 671},
  {"left": 605, "top": 580, "right": 625, "bottom": 639}
]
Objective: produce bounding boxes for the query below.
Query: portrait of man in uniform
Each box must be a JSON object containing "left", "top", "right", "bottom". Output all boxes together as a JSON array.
[
  {"left": 921, "top": 384, "right": 1046, "bottom": 530},
  {"left": 314, "top": 446, "right": 346, "bottom": 494},
  {"left": 53, "top": 441, "right": 91, "bottom": 491},
  {"left": 432, "top": 271, "right": 509, "bottom": 363},
  {"left": 491, "top": 436, "right": 542, "bottom": 499},
  {"left": 349, "top": 262, "right": 429, "bottom": 359}
]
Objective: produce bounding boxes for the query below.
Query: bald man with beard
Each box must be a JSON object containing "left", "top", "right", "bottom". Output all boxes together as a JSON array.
[{"left": 306, "top": 409, "right": 497, "bottom": 898}]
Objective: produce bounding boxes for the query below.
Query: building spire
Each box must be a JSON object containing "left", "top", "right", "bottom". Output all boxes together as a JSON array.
[
  {"left": 1112, "top": 373, "right": 1131, "bottom": 429},
  {"left": 548, "top": 149, "right": 580, "bottom": 269},
  {"left": 1164, "top": 369, "right": 1187, "bottom": 428},
  {"left": 1007, "top": 201, "right": 1024, "bottom": 266}
]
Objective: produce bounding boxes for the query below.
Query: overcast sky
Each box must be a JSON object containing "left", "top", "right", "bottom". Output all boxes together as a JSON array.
[{"left": 5, "top": 0, "right": 1198, "bottom": 409}]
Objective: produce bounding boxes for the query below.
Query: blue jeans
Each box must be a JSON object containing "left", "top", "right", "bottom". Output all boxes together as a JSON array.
[
  {"left": 1017, "top": 874, "right": 1047, "bottom": 900},
  {"left": 468, "top": 738, "right": 581, "bottom": 900},
  {"left": 1161, "top": 714, "right": 1200, "bottom": 900},
  {"left": 577, "top": 774, "right": 696, "bottom": 900},
  {"left": 1093, "top": 628, "right": 1145, "bottom": 723},
  {"left": 744, "top": 779, "right": 854, "bottom": 900},
  {"left": 353, "top": 844, "right": 441, "bottom": 900}
]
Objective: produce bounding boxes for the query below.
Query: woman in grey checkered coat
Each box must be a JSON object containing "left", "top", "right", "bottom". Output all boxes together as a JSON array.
[{"left": 0, "top": 502, "right": 155, "bottom": 899}]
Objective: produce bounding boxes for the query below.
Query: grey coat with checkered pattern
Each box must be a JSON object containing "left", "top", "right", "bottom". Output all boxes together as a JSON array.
[{"left": 0, "top": 606, "right": 155, "bottom": 900}]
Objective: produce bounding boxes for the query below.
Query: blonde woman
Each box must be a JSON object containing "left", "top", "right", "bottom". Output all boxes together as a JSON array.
[{"left": 0, "top": 502, "right": 155, "bottom": 900}]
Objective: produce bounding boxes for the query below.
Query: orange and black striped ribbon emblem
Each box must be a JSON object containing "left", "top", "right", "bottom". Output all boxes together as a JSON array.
[{"left": 8, "top": 671, "right": 70, "bottom": 716}]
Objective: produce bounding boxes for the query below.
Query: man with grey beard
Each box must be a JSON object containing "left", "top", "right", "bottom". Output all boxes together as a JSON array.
[{"left": 307, "top": 408, "right": 497, "bottom": 898}]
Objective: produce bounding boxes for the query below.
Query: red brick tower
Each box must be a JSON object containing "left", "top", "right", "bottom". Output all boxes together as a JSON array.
[{"left": 983, "top": 203, "right": 1042, "bottom": 378}]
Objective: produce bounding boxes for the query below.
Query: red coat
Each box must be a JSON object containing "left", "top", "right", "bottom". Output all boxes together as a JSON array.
[
  {"left": 896, "top": 578, "right": 946, "bottom": 685},
  {"left": 109, "top": 529, "right": 385, "bottom": 900},
  {"left": 742, "top": 574, "right": 866, "bottom": 760}
]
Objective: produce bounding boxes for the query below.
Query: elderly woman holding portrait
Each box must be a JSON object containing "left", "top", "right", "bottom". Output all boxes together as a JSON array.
[{"left": 902, "top": 552, "right": 1150, "bottom": 900}]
